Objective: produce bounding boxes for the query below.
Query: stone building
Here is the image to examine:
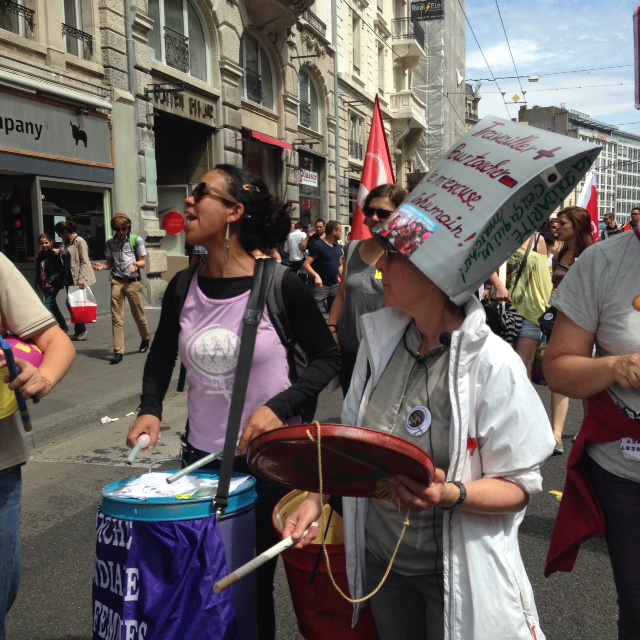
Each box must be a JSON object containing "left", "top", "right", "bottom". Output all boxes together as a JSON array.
[{"left": 0, "top": 0, "right": 465, "bottom": 303}]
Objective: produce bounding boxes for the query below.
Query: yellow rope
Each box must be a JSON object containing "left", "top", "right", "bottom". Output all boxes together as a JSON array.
[{"left": 306, "top": 422, "right": 411, "bottom": 604}]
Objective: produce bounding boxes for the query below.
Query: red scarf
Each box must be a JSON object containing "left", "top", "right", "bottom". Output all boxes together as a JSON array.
[{"left": 545, "top": 391, "right": 640, "bottom": 576}]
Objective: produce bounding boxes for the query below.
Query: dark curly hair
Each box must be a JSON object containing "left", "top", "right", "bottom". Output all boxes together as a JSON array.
[
  {"left": 214, "top": 164, "right": 292, "bottom": 253},
  {"left": 362, "top": 183, "right": 407, "bottom": 212}
]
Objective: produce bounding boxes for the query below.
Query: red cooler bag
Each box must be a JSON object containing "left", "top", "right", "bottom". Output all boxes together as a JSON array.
[{"left": 67, "top": 286, "right": 97, "bottom": 324}]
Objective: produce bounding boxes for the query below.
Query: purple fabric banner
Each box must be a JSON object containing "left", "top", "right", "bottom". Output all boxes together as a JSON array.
[{"left": 93, "top": 508, "right": 237, "bottom": 640}]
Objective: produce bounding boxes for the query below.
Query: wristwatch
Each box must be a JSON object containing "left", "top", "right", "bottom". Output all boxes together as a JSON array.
[{"left": 440, "top": 480, "right": 467, "bottom": 510}]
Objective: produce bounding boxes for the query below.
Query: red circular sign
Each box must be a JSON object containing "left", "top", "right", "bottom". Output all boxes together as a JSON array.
[{"left": 162, "top": 211, "right": 185, "bottom": 235}]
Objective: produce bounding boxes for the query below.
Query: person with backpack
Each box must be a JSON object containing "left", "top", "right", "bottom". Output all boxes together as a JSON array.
[
  {"left": 125, "top": 165, "right": 340, "bottom": 640},
  {"left": 92, "top": 213, "right": 151, "bottom": 365}
]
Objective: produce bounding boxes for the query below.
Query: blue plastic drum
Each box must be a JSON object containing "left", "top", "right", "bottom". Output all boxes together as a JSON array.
[{"left": 93, "top": 471, "right": 258, "bottom": 640}]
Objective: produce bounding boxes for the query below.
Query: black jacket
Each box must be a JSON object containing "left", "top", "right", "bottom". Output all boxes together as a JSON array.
[{"left": 34, "top": 250, "right": 65, "bottom": 291}]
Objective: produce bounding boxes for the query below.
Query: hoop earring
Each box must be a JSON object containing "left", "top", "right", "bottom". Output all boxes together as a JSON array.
[{"left": 225, "top": 223, "right": 230, "bottom": 263}]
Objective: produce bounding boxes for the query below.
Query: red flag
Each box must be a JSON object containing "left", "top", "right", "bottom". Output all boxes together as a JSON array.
[
  {"left": 578, "top": 170, "right": 600, "bottom": 242},
  {"left": 351, "top": 95, "right": 395, "bottom": 240}
]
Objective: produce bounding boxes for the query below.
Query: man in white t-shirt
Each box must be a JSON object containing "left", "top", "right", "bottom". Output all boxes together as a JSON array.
[
  {"left": 284, "top": 222, "right": 307, "bottom": 273},
  {"left": 93, "top": 214, "right": 151, "bottom": 365}
]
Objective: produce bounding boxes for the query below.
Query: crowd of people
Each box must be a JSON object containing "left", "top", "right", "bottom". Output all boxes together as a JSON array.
[{"left": 2, "top": 166, "right": 640, "bottom": 640}]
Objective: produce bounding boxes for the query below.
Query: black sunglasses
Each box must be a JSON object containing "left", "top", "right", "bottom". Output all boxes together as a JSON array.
[
  {"left": 191, "top": 182, "right": 239, "bottom": 204},
  {"left": 114, "top": 227, "right": 128, "bottom": 232},
  {"left": 364, "top": 206, "right": 394, "bottom": 220}
]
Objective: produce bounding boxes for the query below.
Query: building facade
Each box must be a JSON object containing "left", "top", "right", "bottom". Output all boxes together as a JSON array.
[
  {"left": 0, "top": 0, "right": 465, "bottom": 303},
  {"left": 518, "top": 104, "right": 640, "bottom": 225}
]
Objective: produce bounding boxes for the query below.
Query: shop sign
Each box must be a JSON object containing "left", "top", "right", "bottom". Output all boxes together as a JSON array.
[
  {"left": 411, "top": 1, "right": 444, "bottom": 20},
  {"left": 300, "top": 169, "right": 318, "bottom": 187},
  {"left": 0, "top": 90, "right": 112, "bottom": 166},
  {"left": 151, "top": 88, "right": 216, "bottom": 127},
  {"left": 162, "top": 211, "right": 185, "bottom": 235}
]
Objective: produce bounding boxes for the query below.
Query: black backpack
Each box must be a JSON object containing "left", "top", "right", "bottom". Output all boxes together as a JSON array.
[{"left": 174, "top": 259, "right": 307, "bottom": 392}]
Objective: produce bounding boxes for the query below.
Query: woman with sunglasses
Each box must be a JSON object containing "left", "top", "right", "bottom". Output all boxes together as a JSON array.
[
  {"left": 126, "top": 165, "right": 340, "bottom": 640},
  {"left": 285, "top": 229, "right": 554, "bottom": 640},
  {"left": 328, "top": 183, "right": 407, "bottom": 394}
]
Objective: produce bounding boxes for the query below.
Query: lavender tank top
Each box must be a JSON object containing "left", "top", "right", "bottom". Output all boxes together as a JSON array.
[{"left": 179, "top": 274, "right": 299, "bottom": 453}]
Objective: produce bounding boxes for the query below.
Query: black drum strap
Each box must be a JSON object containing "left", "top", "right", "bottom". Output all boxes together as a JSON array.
[{"left": 214, "top": 258, "right": 275, "bottom": 516}]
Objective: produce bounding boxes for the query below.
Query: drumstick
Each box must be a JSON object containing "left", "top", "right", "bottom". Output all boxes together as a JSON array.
[
  {"left": 213, "top": 523, "right": 319, "bottom": 594},
  {"left": 166, "top": 448, "right": 224, "bottom": 484},
  {"left": 126, "top": 433, "right": 151, "bottom": 466},
  {"left": 0, "top": 339, "right": 32, "bottom": 432}
]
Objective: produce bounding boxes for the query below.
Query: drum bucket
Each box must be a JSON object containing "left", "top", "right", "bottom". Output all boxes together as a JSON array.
[
  {"left": 96, "top": 472, "right": 257, "bottom": 640},
  {"left": 273, "top": 490, "right": 379, "bottom": 640}
]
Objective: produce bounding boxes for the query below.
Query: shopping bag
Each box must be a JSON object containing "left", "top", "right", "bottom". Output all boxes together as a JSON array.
[{"left": 67, "top": 286, "right": 97, "bottom": 324}]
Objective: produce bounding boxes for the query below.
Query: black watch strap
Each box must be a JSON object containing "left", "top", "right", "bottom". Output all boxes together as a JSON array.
[{"left": 441, "top": 480, "right": 467, "bottom": 510}]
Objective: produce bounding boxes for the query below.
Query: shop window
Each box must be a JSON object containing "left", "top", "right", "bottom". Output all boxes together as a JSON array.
[
  {"left": 239, "top": 33, "right": 275, "bottom": 111},
  {"left": 298, "top": 153, "right": 324, "bottom": 227},
  {"left": 298, "top": 71, "right": 320, "bottom": 132},
  {"left": 147, "top": 0, "right": 209, "bottom": 81},
  {"left": 0, "top": 0, "right": 35, "bottom": 37},
  {"left": 41, "top": 185, "right": 110, "bottom": 260},
  {"left": 62, "top": 0, "right": 93, "bottom": 59}
]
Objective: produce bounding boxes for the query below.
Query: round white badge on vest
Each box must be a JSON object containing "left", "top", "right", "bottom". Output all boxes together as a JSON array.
[
  {"left": 544, "top": 312, "right": 554, "bottom": 321},
  {"left": 406, "top": 406, "right": 432, "bottom": 437}
]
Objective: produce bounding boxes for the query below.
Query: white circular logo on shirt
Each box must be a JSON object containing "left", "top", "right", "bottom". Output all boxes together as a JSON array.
[
  {"left": 188, "top": 326, "right": 240, "bottom": 377},
  {"left": 406, "top": 406, "right": 432, "bottom": 437}
]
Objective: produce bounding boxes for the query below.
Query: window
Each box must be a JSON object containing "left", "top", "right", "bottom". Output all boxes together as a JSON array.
[
  {"left": 0, "top": 0, "right": 35, "bottom": 37},
  {"left": 147, "top": 0, "right": 208, "bottom": 81},
  {"left": 63, "top": 0, "right": 92, "bottom": 59},
  {"left": 298, "top": 71, "right": 320, "bottom": 132},
  {"left": 378, "top": 44, "right": 385, "bottom": 93},
  {"left": 349, "top": 112, "right": 364, "bottom": 160},
  {"left": 239, "top": 33, "right": 275, "bottom": 111},
  {"left": 352, "top": 16, "right": 361, "bottom": 75}
]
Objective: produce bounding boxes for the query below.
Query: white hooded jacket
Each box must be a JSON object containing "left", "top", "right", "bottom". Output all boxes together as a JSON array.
[{"left": 341, "top": 296, "right": 555, "bottom": 640}]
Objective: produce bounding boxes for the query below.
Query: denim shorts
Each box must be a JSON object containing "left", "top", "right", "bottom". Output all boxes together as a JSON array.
[{"left": 518, "top": 317, "right": 543, "bottom": 341}]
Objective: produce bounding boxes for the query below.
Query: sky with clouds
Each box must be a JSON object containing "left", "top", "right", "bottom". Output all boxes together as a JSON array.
[{"left": 464, "top": 0, "right": 639, "bottom": 134}]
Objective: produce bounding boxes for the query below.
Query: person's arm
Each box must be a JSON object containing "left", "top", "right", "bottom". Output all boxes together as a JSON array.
[
  {"left": 9, "top": 325, "right": 75, "bottom": 401},
  {"left": 327, "top": 278, "right": 345, "bottom": 347},
  {"left": 386, "top": 469, "right": 529, "bottom": 515},
  {"left": 127, "top": 274, "right": 182, "bottom": 447},
  {"left": 131, "top": 237, "right": 147, "bottom": 273},
  {"left": 487, "top": 272, "right": 511, "bottom": 302},
  {"left": 299, "top": 235, "right": 310, "bottom": 252},
  {"left": 76, "top": 240, "right": 92, "bottom": 287},
  {"left": 544, "top": 312, "right": 640, "bottom": 397},
  {"left": 92, "top": 256, "right": 114, "bottom": 271},
  {"left": 302, "top": 256, "right": 322, "bottom": 285}
]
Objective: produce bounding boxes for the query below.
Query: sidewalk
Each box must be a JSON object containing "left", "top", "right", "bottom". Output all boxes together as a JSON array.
[{"left": 24, "top": 306, "right": 181, "bottom": 446}]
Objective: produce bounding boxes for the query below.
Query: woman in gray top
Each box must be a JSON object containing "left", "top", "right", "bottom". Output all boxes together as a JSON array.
[{"left": 328, "top": 184, "right": 407, "bottom": 394}]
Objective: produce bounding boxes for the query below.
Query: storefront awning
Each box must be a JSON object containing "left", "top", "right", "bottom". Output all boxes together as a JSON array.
[{"left": 242, "top": 128, "right": 293, "bottom": 151}]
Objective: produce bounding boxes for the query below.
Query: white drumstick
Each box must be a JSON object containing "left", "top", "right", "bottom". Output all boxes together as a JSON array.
[
  {"left": 213, "top": 522, "right": 319, "bottom": 593},
  {"left": 126, "top": 433, "right": 151, "bottom": 466}
]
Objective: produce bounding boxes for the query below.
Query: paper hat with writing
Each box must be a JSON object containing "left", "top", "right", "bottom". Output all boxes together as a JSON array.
[{"left": 377, "top": 116, "right": 601, "bottom": 303}]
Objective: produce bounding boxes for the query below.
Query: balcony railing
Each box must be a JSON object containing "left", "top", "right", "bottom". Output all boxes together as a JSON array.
[
  {"left": 301, "top": 9, "right": 326, "bottom": 37},
  {"left": 165, "top": 27, "right": 189, "bottom": 73},
  {"left": 349, "top": 140, "right": 363, "bottom": 160},
  {"left": 299, "top": 100, "right": 311, "bottom": 128},
  {"left": 0, "top": 0, "right": 35, "bottom": 32},
  {"left": 62, "top": 23, "right": 93, "bottom": 56},
  {"left": 391, "top": 17, "right": 425, "bottom": 50},
  {"left": 245, "top": 68, "right": 262, "bottom": 105}
]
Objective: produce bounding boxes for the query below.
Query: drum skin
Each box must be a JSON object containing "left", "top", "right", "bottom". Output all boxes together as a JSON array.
[{"left": 248, "top": 423, "right": 434, "bottom": 498}]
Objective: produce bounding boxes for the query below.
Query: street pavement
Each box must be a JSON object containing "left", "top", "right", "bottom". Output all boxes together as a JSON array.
[{"left": 6, "top": 306, "right": 619, "bottom": 639}]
